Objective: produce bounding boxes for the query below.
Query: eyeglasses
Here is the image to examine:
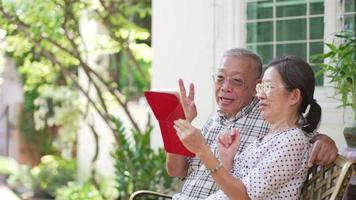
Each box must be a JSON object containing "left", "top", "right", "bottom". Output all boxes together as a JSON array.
[
  {"left": 213, "top": 73, "right": 245, "bottom": 88},
  {"left": 256, "top": 82, "right": 288, "bottom": 95}
]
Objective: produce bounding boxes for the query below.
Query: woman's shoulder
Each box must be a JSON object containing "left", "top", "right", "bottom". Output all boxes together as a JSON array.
[{"left": 279, "top": 128, "right": 309, "bottom": 144}]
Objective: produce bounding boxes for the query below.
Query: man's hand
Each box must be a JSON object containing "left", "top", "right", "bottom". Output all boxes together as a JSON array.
[
  {"left": 174, "top": 119, "right": 206, "bottom": 155},
  {"left": 178, "top": 79, "right": 197, "bottom": 122},
  {"left": 308, "top": 134, "right": 338, "bottom": 167}
]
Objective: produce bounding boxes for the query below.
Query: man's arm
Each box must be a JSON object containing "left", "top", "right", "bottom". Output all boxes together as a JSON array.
[
  {"left": 166, "top": 153, "right": 189, "bottom": 178},
  {"left": 308, "top": 133, "right": 338, "bottom": 167}
]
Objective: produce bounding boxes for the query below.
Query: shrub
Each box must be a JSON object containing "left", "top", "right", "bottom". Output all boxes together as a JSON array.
[{"left": 112, "top": 119, "right": 174, "bottom": 199}]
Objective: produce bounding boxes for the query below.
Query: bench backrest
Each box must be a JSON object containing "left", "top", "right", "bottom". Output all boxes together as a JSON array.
[{"left": 300, "top": 155, "right": 356, "bottom": 200}]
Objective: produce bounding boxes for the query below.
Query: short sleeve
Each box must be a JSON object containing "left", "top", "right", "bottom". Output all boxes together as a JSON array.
[{"left": 241, "top": 131, "right": 310, "bottom": 199}]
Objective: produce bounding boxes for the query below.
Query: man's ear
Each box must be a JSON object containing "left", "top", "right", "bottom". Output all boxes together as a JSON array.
[{"left": 289, "top": 88, "right": 301, "bottom": 106}]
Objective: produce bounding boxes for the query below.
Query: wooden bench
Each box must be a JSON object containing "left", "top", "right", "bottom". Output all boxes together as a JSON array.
[{"left": 129, "top": 155, "right": 356, "bottom": 200}]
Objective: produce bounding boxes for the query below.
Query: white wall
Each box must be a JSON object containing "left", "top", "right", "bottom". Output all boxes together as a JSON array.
[{"left": 151, "top": 0, "right": 216, "bottom": 147}]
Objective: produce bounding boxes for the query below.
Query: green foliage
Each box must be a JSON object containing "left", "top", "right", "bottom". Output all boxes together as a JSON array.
[
  {"left": 1, "top": 0, "right": 152, "bottom": 153},
  {"left": 55, "top": 176, "right": 119, "bottom": 200},
  {"left": 6, "top": 155, "right": 77, "bottom": 198},
  {"left": 1, "top": 1, "right": 155, "bottom": 199},
  {"left": 34, "top": 85, "right": 82, "bottom": 158},
  {"left": 55, "top": 181, "right": 104, "bottom": 200},
  {"left": 6, "top": 164, "right": 34, "bottom": 195},
  {"left": 112, "top": 118, "right": 174, "bottom": 200},
  {"left": 31, "top": 155, "right": 77, "bottom": 197},
  {"left": 313, "top": 31, "right": 356, "bottom": 123}
]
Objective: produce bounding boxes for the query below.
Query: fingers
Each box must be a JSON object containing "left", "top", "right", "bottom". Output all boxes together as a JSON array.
[
  {"left": 308, "top": 139, "right": 338, "bottom": 167},
  {"left": 218, "top": 128, "right": 240, "bottom": 148},
  {"left": 174, "top": 119, "right": 196, "bottom": 138},
  {"left": 174, "top": 119, "right": 187, "bottom": 132},
  {"left": 308, "top": 134, "right": 339, "bottom": 167},
  {"left": 230, "top": 128, "right": 240, "bottom": 150},
  {"left": 178, "top": 78, "right": 187, "bottom": 101},
  {"left": 218, "top": 135, "right": 228, "bottom": 148},
  {"left": 188, "top": 83, "right": 195, "bottom": 101},
  {"left": 308, "top": 140, "right": 321, "bottom": 167},
  {"left": 179, "top": 79, "right": 195, "bottom": 102},
  {"left": 318, "top": 145, "right": 338, "bottom": 165}
]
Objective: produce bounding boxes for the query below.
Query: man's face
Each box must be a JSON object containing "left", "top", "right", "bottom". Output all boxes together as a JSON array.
[{"left": 214, "top": 56, "right": 260, "bottom": 118}]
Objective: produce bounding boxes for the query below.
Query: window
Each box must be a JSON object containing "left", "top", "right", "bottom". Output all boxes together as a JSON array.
[
  {"left": 343, "top": 0, "right": 356, "bottom": 33},
  {"left": 246, "top": 0, "right": 324, "bottom": 85}
]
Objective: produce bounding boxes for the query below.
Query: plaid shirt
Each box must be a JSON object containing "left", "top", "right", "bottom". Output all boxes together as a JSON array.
[{"left": 173, "top": 98, "right": 270, "bottom": 200}]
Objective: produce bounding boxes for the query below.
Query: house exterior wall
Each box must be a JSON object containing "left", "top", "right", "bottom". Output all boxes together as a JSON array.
[
  {"left": 151, "top": 0, "right": 216, "bottom": 147},
  {"left": 152, "top": 0, "right": 347, "bottom": 149}
]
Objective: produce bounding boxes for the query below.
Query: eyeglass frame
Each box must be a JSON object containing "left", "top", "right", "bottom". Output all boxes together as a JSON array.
[{"left": 255, "top": 82, "right": 289, "bottom": 96}]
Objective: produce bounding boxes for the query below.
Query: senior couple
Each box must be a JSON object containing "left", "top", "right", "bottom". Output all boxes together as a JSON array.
[{"left": 165, "top": 48, "right": 338, "bottom": 200}]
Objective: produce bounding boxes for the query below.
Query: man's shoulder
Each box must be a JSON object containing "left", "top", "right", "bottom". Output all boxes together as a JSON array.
[{"left": 240, "top": 98, "right": 263, "bottom": 119}]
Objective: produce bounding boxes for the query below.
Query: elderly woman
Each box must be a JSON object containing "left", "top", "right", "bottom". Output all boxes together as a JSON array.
[{"left": 174, "top": 56, "right": 321, "bottom": 200}]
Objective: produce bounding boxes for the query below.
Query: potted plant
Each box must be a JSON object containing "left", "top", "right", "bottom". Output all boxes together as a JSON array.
[{"left": 316, "top": 31, "right": 356, "bottom": 147}]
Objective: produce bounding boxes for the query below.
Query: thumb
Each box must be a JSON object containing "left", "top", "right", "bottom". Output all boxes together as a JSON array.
[{"left": 308, "top": 140, "right": 321, "bottom": 167}]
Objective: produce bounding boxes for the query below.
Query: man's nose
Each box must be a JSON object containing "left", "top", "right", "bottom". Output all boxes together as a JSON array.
[{"left": 221, "top": 78, "right": 233, "bottom": 92}]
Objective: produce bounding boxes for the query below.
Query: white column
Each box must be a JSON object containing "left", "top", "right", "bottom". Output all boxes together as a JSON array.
[{"left": 152, "top": 0, "right": 216, "bottom": 148}]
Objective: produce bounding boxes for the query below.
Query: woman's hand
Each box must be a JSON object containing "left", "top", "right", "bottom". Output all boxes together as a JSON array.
[
  {"left": 174, "top": 119, "right": 207, "bottom": 156},
  {"left": 178, "top": 79, "right": 197, "bottom": 122},
  {"left": 217, "top": 128, "right": 240, "bottom": 171}
]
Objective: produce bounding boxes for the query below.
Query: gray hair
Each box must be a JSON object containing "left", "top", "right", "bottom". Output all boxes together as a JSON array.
[{"left": 222, "top": 48, "right": 263, "bottom": 78}]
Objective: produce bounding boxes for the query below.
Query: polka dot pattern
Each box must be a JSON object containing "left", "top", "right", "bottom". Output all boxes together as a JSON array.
[{"left": 206, "top": 128, "right": 310, "bottom": 200}]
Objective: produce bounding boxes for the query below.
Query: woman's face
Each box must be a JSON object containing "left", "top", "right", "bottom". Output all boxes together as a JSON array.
[{"left": 256, "top": 67, "right": 292, "bottom": 123}]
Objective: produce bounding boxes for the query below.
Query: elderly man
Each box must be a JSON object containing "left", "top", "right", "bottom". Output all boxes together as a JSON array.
[{"left": 166, "top": 48, "right": 338, "bottom": 200}]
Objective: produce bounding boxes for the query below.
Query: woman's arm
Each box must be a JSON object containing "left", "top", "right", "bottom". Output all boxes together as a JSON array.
[
  {"left": 174, "top": 119, "right": 250, "bottom": 200},
  {"left": 198, "top": 145, "right": 251, "bottom": 200}
]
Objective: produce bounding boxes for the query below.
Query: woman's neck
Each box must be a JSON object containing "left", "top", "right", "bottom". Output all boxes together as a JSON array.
[{"left": 269, "top": 115, "right": 299, "bottom": 134}]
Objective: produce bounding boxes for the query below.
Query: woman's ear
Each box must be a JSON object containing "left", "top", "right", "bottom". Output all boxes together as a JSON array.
[
  {"left": 253, "top": 78, "right": 262, "bottom": 97},
  {"left": 289, "top": 88, "right": 301, "bottom": 106}
]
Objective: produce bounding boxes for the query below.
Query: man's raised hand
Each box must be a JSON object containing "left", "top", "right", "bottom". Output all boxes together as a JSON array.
[{"left": 179, "top": 79, "right": 197, "bottom": 122}]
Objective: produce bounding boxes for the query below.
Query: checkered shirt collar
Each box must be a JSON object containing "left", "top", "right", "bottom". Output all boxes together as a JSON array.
[{"left": 217, "top": 97, "right": 259, "bottom": 123}]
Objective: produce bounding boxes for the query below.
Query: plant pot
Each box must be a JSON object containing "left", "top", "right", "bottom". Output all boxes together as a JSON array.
[{"left": 343, "top": 127, "right": 356, "bottom": 148}]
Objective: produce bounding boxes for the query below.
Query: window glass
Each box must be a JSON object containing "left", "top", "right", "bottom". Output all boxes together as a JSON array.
[
  {"left": 247, "top": 1, "right": 273, "bottom": 20},
  {"left": 276, "top": 0, "right": 297, "bottom": 2},
  {"left": 309, "top": 42, "right": 324, "bottom": 63},
  {"left": 247, "top": 21, "right": 273, "bottom": 43},
  {"left": 344, "top": 15, "right": 356, "bottom": 33},
  {"left": 245, "top": 0, "right": 325, "bottom": 86},
  {"left": 345, "top": 0, "right": 356, "bottom": 13},
  {"left": 309, "top": 42, "right": 324, "bottom": 85},
  {"left": 310, "top": 1, "right": 324, "bottom": 15},
  {"left": 277, "top": 43, "right": 307, "bottom": 60},
  {"left": 310, "top": 17, "right": 324, "bottom": 39},
  {"left": 277, "top": 19, "right": 307, "bottom": 41},
  {"left": 276, "top": 1, "right": 306, "bottom": 17},
  {"left": 247, "top": 44, "right": 273, "bottom": 64}
]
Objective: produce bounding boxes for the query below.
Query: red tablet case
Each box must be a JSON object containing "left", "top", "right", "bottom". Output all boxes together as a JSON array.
[{"left": 144, "top": 91, "right": 195, "bottom": 157}]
